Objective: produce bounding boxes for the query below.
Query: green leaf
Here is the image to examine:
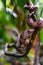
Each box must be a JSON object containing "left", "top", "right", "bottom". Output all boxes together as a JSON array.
[
  {"left": 40, "top": 29, "right": 43, "bottom": 45},
  {"left": 2, "top": 0, "right": 6, "bottom": 7},
  {"left": 40, "top": 0, "right": 43, "bottom": 3}
]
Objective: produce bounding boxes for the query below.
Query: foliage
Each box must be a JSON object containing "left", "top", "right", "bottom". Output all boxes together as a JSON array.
[{"left": 0, "top": 0, "right": 43, "bottom": 65}]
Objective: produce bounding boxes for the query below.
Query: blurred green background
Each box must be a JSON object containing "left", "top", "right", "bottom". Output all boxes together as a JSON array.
[{"left": 0, "top": 0, "right": 43, "bottom": 65}]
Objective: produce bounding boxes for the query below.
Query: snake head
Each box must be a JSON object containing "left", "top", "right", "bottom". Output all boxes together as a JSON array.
[{"left": 24, "top": 4, "right": 38, "bottom": 13}]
